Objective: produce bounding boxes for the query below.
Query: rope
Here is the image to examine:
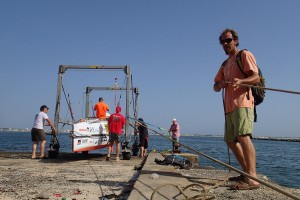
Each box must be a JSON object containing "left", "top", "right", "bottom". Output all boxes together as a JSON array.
[
  {"left": 62, "top": 84, "right": 75, "bottom": 124},
  {"left": 129, "top": 117, "right": 300, "bottom": 200},
  {"left": 222, "top": 88, "right": 231, "bottom": 171},
  {"left": 151, "top": 183, "right": 215, "bottom": 200},
  {"left": 133, "top": 119, "right": 168, "bottom": 132},
  {"left": 229, "top": 81, "right": 300, "bottom": 95}
]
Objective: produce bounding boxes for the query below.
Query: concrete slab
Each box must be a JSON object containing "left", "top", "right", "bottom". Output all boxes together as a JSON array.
[
  {"left": 128, "top": 153, "right": 300, "bottom": 200},
  {"left": 128, "top": 153, "right": 201, "bottom": 200}
]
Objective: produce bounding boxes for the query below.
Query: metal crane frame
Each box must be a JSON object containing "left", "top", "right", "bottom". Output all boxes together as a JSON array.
[{"left": 54, "top": 65, "right": 132, "bottom": 142}]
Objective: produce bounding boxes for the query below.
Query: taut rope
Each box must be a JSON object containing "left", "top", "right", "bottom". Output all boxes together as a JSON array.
[{"left": 228, "top": 81, "right": 300, "bottom": 95}]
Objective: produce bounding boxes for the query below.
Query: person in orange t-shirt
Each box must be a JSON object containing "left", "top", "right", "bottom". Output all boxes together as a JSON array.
[
  {"left": 94, "top": 97, "right": 110, "bottom": 120},
  {"left": 214, "top": 28, "right": 260, "bottom": 190}
]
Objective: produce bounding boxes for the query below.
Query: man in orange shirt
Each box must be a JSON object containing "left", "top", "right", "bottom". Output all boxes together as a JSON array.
[
  {"left": 94, "top": 97, "right": 110, "bottom": 120},
  {"left": 214, "top": 28, "right": 260, "bottom": 190}
]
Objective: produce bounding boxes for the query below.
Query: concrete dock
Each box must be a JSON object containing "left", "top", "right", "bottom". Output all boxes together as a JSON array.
[
  {"left": 0, "top": 152, "right": 299, "bottom": 200},
  {"left": 128, "top": 153, "right": 200, "bottom": 200},
  {"left": 128, "top": 153, "right": 300, "bottom": 200}
]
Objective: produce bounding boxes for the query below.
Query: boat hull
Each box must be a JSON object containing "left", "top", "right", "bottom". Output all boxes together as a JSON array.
[
  {"left": 71, "top": 118, "right": 109, "bottom": 152},
  {"left": 72, "top": 135, "right": 109, "bottom": 152}
]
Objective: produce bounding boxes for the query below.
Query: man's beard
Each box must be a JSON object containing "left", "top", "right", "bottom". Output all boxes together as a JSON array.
[{"left": 224, "top": 49, "right": 229, "bottom": 55}]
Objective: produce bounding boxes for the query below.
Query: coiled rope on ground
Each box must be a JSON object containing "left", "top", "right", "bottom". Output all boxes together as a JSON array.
[{"left": 151, "top": 183, "right": 216, "bottom": 200}]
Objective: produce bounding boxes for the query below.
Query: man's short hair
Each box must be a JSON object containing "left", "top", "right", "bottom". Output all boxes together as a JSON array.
[
  {"left": 219, "top": 28, "right": 239, "bottom": 47},
  {"left": 99, "top": 97, "right": 103, "bottom": 102}
]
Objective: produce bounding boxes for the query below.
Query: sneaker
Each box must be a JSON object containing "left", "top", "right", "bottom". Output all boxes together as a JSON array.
[
  {"left": 106, "top": 157, "right": 110, "bottom": 161},
  {"left": 116, "top": 157, "right": 120, "bottom": 162}
]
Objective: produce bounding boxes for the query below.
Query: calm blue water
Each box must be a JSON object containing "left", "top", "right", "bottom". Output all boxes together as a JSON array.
[{"left": 0, "top": 132, "right": 299, "bottom": 189}]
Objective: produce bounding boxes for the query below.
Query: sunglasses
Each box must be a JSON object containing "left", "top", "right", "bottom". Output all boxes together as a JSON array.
[{"left": 220, "top": 38, "right": 233, "bottom": 45}]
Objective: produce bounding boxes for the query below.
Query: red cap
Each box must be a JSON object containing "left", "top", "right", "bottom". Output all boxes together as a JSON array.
[{"left": 116, "top": 106, "right": 121, "bottom": 113}]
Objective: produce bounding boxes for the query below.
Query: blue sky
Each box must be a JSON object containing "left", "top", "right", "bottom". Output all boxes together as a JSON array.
[{"left": 1, "top": 1, "right": 300, "bottom": 137}]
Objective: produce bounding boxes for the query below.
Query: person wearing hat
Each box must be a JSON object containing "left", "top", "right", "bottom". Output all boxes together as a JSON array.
[
  {"left": 106, "top": 106, "right": 126, "bottom": 161},
  {"left": 168, "top": 118, "right": 180, "bottom": 153},
  {"left": 94, "top": 97, "right": 110, "bottom": 120},
  {"left": 136, "top": 118, "right": 148, "bottom": 158},
  {"left": 31, "top": 105, "right": 56, "bottom": 159}
]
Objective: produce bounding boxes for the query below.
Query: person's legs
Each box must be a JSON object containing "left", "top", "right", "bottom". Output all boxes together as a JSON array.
[
  {"left": 237, "top": 135, "right": 259, "bottom": 185},
  {"left": 139, "top": 146, "right": 144, "bottom": 157},
  {"left": 143, "top": 137, "right": 148, "bottom": 157},
  {"left": 107, "top": 133, "right": 116, "bottom": 160},
  {"left": 32, "top": 142, "right": 38, "bottom": 158},
  {"left": 107, "top": 142, "right": 113, "bottom": 158},
  {"left": 31, "top": 128, "right": 39, "bottom": 158},
  {"left": 225, "top": 108, "right": 249, "bottom": 173},
  {"left": 39, "top": 140, "right": 46, "bottom": 157},
  {"left": 139, "top": 137, "right": 146, "bottom": 157},
  {"left": 116, "top": 142, "right": 120, "bottom": 158},
  {"left": 175, "top": 137, "right": 179, "bottom": 151},
  {"left": 228, "top": 108, "right": 259, "bottom": 186},
  {"left": 227, "top": 141, "right": 247, "bottom": 172},
  {"left": 115, "top": 133, "right": 123, "bottom": 161},
  {"left": 172, "top": 138, "right": 177, "bottom": 152}
]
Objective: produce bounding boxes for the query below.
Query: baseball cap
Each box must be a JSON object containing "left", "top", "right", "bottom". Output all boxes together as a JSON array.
[
  {"left": 172, "top": 118, "right": 176, "bottom": 121},
  {"left": 116, "top": 106, "right": 121, "bottom": 113},
  {"left": 40, "top": 105, "right": 49, "bottom": 111}
]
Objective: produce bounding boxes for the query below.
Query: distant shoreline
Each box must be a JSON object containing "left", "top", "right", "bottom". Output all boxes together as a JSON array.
[{"left": 253, "top": 136, "right": 300, "bottom": 142}]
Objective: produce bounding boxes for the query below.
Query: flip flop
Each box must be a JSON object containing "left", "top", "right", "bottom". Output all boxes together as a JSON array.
[
  {"left": 230, "top": 182, "right": 260, "bottom": 190},
  {"left": 228, "top": 175, "right": 246, "bottom": 182},
  {"left": 38, "top": 155, "right": 48, "bottom": 159}
]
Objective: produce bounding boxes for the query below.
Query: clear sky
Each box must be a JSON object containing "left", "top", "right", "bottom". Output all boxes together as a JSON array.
[{"left": 1, "top": 0, "right": 300, "bottom": 137}]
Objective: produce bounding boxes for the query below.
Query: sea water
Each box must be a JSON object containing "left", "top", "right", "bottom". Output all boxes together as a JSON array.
[{"left": 0, "top": 132, "right": 299, "bottom": 189}]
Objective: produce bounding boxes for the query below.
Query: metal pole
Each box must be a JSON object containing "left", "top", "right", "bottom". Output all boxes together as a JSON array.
[
  {"left": 134, "top": 88, "right": 139, "bottom": 120},
  {"left": 54, "top": 66, "right": 64, "bottom": 131},
  {"left": 125, "top": 65, "right": 131, "bottom": 143},
  {"left": 85, "top": 88, "right": 90, "bottom": 118}
]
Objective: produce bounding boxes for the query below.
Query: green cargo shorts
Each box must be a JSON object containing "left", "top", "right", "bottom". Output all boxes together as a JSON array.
[{"left": 224, "top": 107, "right": 254, "bottom": 142}]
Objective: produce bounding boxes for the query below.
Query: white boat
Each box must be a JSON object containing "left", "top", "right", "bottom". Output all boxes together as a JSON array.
[{"left": 72, "top": 117, "right": 110, "bottom": 152}]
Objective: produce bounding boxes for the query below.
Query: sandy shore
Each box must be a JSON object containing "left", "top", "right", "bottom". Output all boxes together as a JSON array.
[{"left": 0, "top": 152, "right": 144, "bottom": 200}]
